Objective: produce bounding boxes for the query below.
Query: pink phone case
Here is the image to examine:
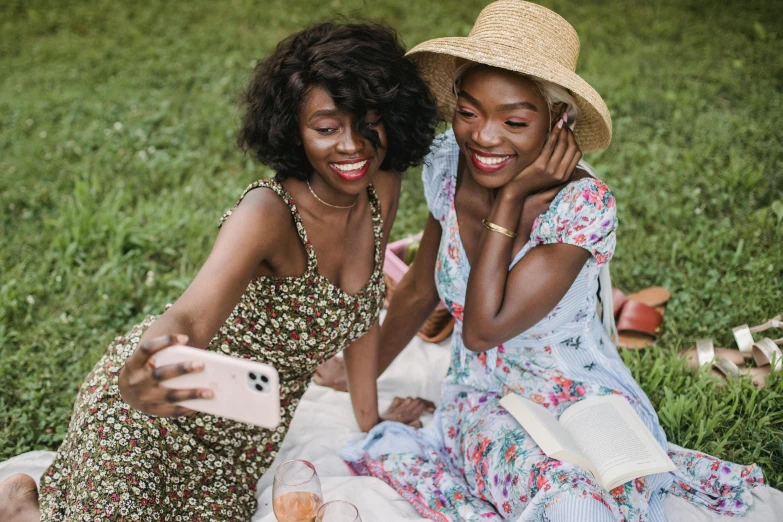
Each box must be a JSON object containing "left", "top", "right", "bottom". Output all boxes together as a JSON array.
[{"left": 152, "top": 345, "right": 281, "bottom": 429}]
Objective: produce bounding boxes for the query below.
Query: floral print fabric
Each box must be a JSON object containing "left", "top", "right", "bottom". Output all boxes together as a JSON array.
[
  {"left": 39, "top": 179, "right": 386, "bottom": 521},
  {"left": 343, "top": 130, "right": 763, "bottom": 521}
]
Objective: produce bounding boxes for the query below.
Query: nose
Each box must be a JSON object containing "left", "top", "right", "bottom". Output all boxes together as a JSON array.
[
  {"left": 336, "top": 126, "right": 365, "bottom": 156},
  {"left": 471, "top": 119, "right": 503, "bottom": 149}
]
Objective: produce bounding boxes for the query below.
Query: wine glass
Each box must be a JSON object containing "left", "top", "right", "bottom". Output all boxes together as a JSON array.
[
  {"left": 315, "top": 500, "right": 362, "bottom": 522},
  {"left": 273, "top": 460, "right": 322, "bottom": 522}
]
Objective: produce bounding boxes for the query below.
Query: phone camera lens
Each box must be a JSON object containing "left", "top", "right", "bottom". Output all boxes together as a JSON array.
[
  {"left": 260, "top": 375, "right": 269, "bottom": 383},
  {"left": 249, "top": 373, "right": 257, "bottom": 380},
  {"left": 255, "top": 384, "right": 264, "bottom": 392}
]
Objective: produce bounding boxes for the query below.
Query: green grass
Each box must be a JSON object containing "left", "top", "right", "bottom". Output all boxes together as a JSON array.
[{"left": 1, "top": 0, "right": 782, "bottom": 490}]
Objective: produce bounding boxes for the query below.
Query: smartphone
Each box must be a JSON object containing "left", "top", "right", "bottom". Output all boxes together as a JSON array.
[{"left": 152, "top": 345, "right": 281, "bottom": 429}]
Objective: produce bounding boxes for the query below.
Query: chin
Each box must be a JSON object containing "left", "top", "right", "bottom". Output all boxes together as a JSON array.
[{"left": 467, "top": 166, "right": 515, "bottom": 190}]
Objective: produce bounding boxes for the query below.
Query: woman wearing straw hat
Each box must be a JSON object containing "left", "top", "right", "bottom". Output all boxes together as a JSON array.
[{"left": 342, "top": 1, "right": 764, "bottom": 520}]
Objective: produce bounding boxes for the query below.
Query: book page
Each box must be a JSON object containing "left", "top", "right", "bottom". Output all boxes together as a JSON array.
[
  {"left": 499, "top": 394, "right": 594, "bottom": 475},
  {"left": 559, "top": 395, "right": 676, "bottom": 490}
]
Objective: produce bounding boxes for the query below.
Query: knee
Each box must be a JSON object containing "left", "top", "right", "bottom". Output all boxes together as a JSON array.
[{"left": 0, "top": 474, "right": 40, "bottom": 519}]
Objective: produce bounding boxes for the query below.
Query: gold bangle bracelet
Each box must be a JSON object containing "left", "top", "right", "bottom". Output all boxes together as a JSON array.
[{"left": 482, "top": 219, "right": 517, "bottom": 238}]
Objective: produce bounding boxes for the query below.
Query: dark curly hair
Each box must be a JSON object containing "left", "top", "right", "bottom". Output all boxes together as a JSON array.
[{"left": 237, "top": 21, "right": 439, "bottom": 180}]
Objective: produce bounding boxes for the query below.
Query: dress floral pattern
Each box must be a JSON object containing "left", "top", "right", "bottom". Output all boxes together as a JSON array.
[
  {"left": 39, "top": 179, "right": 385, "bottom": 521},
  {"left": 342, "top": 130, "right": 763, "bottom": 521}
]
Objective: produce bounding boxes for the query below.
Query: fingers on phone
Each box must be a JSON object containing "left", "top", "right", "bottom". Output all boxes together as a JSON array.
[
  {"left": 164, "top": 387, "right": 214, "bottom": 404},
  {"left": 151, "top": 361, "right": 204, "bottom": 382},
  {"left": 130, "top": 334, "right": 189, "bottom": 368}
]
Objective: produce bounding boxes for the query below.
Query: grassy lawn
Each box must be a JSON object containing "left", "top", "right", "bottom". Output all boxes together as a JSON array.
[{"left": 1, "top": 0, "right": 782, "bottom": 489}]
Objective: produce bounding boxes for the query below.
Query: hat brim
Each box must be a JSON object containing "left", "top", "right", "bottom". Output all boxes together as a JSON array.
[{"left": 407, "top": 37, "right": 612, "bottom": 153}]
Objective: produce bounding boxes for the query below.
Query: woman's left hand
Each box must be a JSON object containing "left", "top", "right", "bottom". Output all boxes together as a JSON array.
[
  {"left": 503, "top": 115, "right": 582, "bottom": 199},
  {"left": 380, "top": 397, "right": 436, "bottom": 428}
]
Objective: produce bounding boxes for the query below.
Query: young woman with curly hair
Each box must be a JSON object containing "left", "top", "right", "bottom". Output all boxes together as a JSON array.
[{"left": 0, "top": 21, "right": 438, "bottom": 522}]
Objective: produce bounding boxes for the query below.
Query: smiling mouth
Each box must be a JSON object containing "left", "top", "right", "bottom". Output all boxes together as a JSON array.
[
  {"left": 468, "top": 147, "right": 515, "bottom": 173},
  {"left": 329, "top": 158, "right": 371, "bottom": 181}
]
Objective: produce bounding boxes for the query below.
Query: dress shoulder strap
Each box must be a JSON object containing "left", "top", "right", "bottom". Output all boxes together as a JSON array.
[
  {"left": 218, "top": 178, "right": 317, "bottom": 270},
  {"left": 365, "top": 183, "right": 384, "bottom": 276}
]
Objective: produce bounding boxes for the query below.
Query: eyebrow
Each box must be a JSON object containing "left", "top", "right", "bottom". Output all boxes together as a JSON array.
[
  {"left": 309, "top": 108, "right": 340, "bottom": 120},
  {"left": 458, "top": 89, "right": 539, "bottom": 113},
  {"left": 498, "top": 101, "right": 539, "bottom": 112}
]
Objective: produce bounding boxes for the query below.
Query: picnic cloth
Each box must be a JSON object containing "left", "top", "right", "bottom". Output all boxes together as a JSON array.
[{"left": 2, "top": 319, "right": 781, "bottom": 521}]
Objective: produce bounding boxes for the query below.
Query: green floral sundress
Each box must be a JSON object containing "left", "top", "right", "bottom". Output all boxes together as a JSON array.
[{"left": 39, "top": 179, "right": 385, "bottom": 521}]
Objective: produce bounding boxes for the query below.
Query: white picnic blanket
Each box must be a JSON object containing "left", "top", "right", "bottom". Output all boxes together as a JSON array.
[{"left": 2, "top": 329, "right": 781, "bottom": 521}]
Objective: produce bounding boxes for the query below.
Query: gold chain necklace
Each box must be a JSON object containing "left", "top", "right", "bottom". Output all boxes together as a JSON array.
[{"left": 306, "top": 180, "right": 357, "bottom": 210}]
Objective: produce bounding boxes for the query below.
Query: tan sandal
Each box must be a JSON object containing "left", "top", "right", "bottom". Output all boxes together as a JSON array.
[
  {"left": 686, "top": 339, "right": 775, "bottom": 387},
  {"left": 732, "top": 314, "right": 782, "bottom": 358},
  {"left": 750, "top": 336, "right": 783, "bottom": 388},
  {"left": 680, "top": 338, "right": 745, "bottom": 372}
]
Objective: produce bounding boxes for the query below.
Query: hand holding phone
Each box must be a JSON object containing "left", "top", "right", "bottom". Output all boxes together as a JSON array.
[
  {"left": 119, "top": 334, "right": 213, "bottom": 418},
  {"left": 153, "top": 345, "right": 281, "bottom": 429},
  {"left": 119, "top": 335, "right": 281, "bottom": 429}
]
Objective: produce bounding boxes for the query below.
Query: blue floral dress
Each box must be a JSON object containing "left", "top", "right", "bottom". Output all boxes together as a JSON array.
[{"left": 342, "top": 131, "right": 763, "bottom": 521}]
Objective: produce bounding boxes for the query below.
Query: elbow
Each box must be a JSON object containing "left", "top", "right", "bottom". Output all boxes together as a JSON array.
[{"left": 461, "top": 323, "right": 496, "bottom": 353}]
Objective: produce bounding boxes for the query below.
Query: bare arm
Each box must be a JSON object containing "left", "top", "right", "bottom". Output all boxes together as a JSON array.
[
  {"left": 119, "top": 188, "right": 291, "bottom": 415},
  {"left": 138, "top": 189, "right": 290, "bottom": 348},
  {"left": 343, "top": 322, "right": 381, "bottom": 431},
  {"left": 377, "top": 212, "right": 442, "bottom": 376},
  {"left": 342, "top": 171, "right": 398, "bottom": 430},
  {"left": 462, "top": 122, "right": 588, "bottom": 352},
  {"left": 341, "top": 172, "right": 438, "bottom": 429}
]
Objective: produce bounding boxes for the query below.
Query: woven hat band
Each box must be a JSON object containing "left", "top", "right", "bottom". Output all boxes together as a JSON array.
[{"left": 468, "top": 0, "right": 580, "bottom": 71}]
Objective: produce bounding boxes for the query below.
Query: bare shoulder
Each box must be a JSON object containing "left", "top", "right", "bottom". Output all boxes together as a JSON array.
[
  {"left": 372, "top": 170, "right": 402, "bottom": 216},
  {"left": 222, "top": 183, "right": 294, "bottom": 239}
]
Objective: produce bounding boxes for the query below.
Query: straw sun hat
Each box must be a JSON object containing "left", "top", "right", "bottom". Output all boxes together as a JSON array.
[{"left": 406, "top": 0, "right": 612, "bottom": 152}]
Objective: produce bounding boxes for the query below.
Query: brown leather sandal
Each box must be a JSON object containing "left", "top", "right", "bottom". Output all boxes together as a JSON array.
[{"left": 613, "top": 287, "right": 670, "bottom": 349}]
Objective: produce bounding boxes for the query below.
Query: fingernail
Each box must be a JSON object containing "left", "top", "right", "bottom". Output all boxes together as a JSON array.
[
  {"left": 177, "top": 334, "right": 189, "bottom": 344},
  {"left": 557, "top": 119, "right": 564, "bottom": 129},
  {"left": 202, "top": 390, "right": 214, "bottom": 399},
  {"left": 191, "top": 360, "right": 205, "bottom": 370},
  {"left": 563, "top": 112, "right": 568, "bottom": 123}
]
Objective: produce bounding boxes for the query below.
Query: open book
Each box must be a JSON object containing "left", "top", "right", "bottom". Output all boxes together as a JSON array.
[{"left": 499, "top": 393, "right": 676, "bottom": 491}]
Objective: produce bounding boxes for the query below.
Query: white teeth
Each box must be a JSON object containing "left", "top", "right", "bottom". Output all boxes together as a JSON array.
[
  {"left": 474, "top": 154, "right": 511, "bottom": 165},
  {"left": 332, "top": 160, "right": 368, "bottom": 172}
]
